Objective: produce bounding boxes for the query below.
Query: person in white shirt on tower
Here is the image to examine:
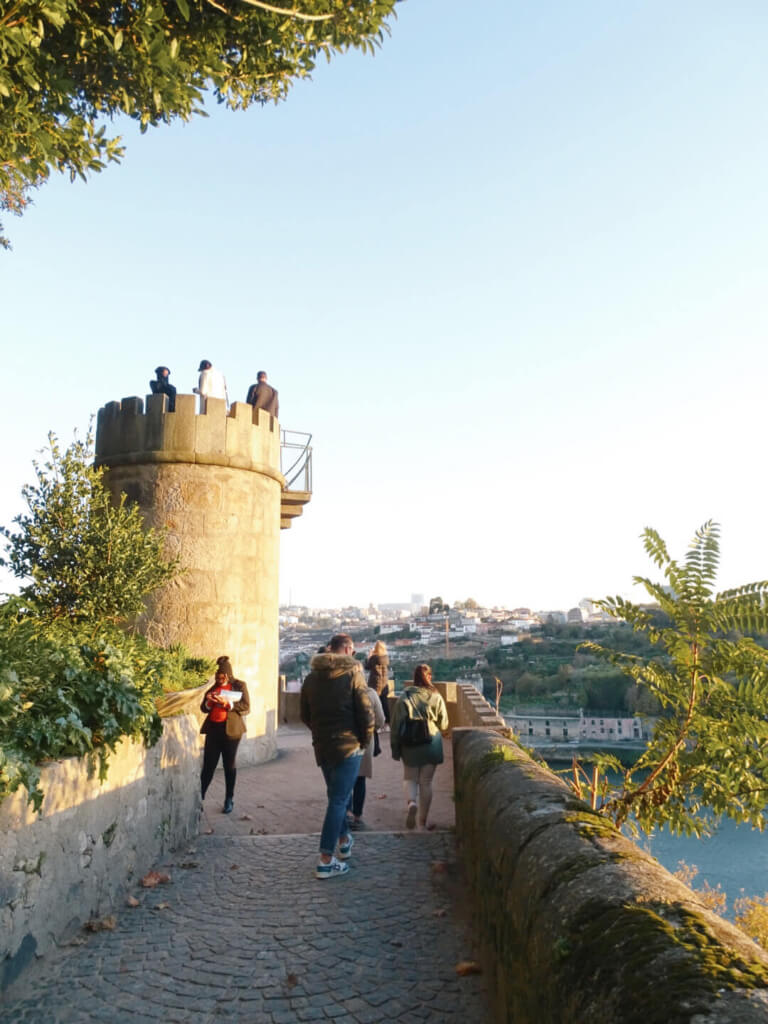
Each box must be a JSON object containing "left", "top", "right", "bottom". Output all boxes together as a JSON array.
[{"left": 193, "top": 359, "right": 228, "bottom": 411}]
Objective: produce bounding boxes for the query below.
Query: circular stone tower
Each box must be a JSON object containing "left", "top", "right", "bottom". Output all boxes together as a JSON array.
[{"left": 95, "top": 392, "right": 285, "bottom": 756}]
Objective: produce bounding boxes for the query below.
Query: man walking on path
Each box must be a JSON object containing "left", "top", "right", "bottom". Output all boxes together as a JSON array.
[
  {"left": 300, "top": 634, "right": 374, "bottom": 879},
  {"left": 246, "top": 370, "right": 279, "bottom": 418},
  {"left": 194, "top": 359, "right": 228, "bottom": 411}
]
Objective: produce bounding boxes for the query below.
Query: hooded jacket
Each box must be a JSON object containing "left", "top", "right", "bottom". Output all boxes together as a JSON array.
[
  {"left": 364, "top": 653, "right": 389, "bottom": 695},
  {"left": 300, "top": 653, "right": 374, "bottom": 766}
]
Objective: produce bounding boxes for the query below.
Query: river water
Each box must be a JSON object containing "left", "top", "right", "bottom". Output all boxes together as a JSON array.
[{"left": 641, "top": 816, "right": 768, "bottom": 913}]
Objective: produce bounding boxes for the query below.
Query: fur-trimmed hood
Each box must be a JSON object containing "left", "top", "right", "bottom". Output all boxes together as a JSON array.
[{"left": 309, "top": 653, "right": 361, "bottom": 678}]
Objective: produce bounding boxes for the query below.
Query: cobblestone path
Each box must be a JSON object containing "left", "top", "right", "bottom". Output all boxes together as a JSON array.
[{"left": 0, "top": 832, "right": 489, "bottom": 1023}]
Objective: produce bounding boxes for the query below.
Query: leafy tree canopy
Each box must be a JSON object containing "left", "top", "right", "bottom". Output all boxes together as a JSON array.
[
  {"left": 1, "top": 430, "right": 178, "bottom": 624},
  {"left": 0, "top": 0, "right": 397, "bottom": 246},
  {"left": 571, "top": 521, "right": 768, "bottom": 837}
]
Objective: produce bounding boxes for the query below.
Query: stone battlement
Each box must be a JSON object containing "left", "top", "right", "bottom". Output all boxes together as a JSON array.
[{"left": 95, "top": 394, "right": 282, "bottom": 482}]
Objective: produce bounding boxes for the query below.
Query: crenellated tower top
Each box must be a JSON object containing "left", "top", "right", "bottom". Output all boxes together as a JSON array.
[{"left": 95, "top": 393, "right": 283, "bottom": 485}]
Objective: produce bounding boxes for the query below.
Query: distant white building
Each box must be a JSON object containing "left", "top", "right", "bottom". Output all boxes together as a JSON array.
[
  {"left": 580, "top": 712, "right": 644, "bottom": 741},
  {"left": 505, "top": 709, "right": 648, "bottom": 743}
]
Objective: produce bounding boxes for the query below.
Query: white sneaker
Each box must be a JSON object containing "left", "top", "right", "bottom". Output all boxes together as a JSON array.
[
  {"left": 316, "top": 856, "right": 349, "bottom": 880},
  {"left": 406, "top": 803, "right": 417, "bottom": 830}
]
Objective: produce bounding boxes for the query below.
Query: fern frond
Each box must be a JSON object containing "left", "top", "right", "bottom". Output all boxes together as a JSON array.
[
  {"left": 642, "top": 527, "right": 671, "bottom": 570},
  {"left": 684, "top": 520, "right": 719, "bottom": 592}
]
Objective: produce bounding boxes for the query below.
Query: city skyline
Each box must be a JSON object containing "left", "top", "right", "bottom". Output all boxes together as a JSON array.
[{"left": 3, "top": 1, "right": 767, "bottom": 612}]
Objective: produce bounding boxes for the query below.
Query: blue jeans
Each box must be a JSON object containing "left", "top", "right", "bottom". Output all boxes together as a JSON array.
[{"left": 319, "top": 753, "right": 363, "bottom": 856}]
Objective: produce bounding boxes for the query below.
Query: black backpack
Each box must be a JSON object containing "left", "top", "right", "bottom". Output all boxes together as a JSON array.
[{"left": 399, "top": 700, "right": 431, "bottom": 746}]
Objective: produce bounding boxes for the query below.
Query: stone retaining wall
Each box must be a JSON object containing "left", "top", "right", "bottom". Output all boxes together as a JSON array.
[
  {"left": 453, "top": 728, "right": 768, "bottom": 1023},
  {"left": 1, "top": 716, "right": 206, "bottom": 990}
]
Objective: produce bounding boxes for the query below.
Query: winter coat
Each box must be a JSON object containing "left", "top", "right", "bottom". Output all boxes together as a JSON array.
[
  {"left": 300, "top": 653, "right": 375, "bottom": 767},
  {"left": 359, "top": 687, "right": 386, "bottom": 779},
  {"left": 364, "top": 654, "right": 390, "bottom": 695},
  {"left": 246, "top": 381, "right": 279, "bottom": 417},
  {"left": 390, "top": 685, "right": 449, "bottom": 767},
  {"left": 200, "top": 678, "right": 250, "bottom": 739}
]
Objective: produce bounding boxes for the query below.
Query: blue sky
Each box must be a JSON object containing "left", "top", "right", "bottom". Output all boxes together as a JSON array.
[{"left": 3, "top": 1, "right": 768, "bottom": 610}]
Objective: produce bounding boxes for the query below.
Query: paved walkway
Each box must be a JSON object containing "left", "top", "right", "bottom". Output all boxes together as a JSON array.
[{"left": 0, "top": 728, "right": 491, "bottom": 1023}]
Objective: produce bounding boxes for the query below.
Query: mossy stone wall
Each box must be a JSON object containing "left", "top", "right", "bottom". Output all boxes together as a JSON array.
[{"left": 453, "top": 728, "right": 768, "bottom": 1023}]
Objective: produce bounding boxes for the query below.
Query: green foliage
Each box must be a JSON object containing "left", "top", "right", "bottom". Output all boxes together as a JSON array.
[
  {"left": 0, "top": 610, "right": 161, "bottom": 809},
  {"left": 0, "top": 0, "right": 397, "bottom": 246},
  {"left": 1, "top": 430, "right": 178, "bottom": 623},
  {"left": 0, "top": 604, "right": 213, "bottom": 808},
  {"left": 0, "top": 430, "right": 200, "bottom": 809},
  {"left": 574, "top": 521, "right": 768, "bottom": 837},
  {"left": 157, "top": 646, "right": 216, "bottom": 693}
]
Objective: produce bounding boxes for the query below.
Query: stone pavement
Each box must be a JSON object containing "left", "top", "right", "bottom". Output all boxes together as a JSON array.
[{"left": 0, "top": 728, "right": 491, "bottom": 1023}]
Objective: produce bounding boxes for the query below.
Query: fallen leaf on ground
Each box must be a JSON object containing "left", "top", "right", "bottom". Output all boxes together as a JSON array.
[
  {"left": 239, "top": 814, "right": 253, "bottom": 821},
  {"left": 284, "top": 972, "right": 299, "bottom": 989},
  {"left": 202, "top": 827, "right": 214, "bottom": 835},
  {"left": 154, "top": 902, "right": 171, "bottom": 911},
  {"left": 126, "top": 896, "right": 140, "bottom": 908},
  {"left": 455, "top": 960, "right": 482, "bottom": 976},
  {"left": 230, "top": 864, "right": 239, "bottom": 870},
  {"left": 377, "top": 794, "right": 387, "bottom": 800},
  {"left": 431, "top": 861, "right": 449, "bottom": 874},
  {"left": 141, "top": 871, "right": 171, "bottom": 888},
  {"left": 85, "top": 915, "right": 117, "bottom": 932},
  {"left": 178, "top": 861, "right": 199, "bottom": 870}
]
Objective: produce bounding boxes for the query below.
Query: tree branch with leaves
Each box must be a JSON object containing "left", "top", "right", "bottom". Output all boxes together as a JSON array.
[
  {"left": 0, "top": 0, "right": 397, "bottom": 247},
  {"left": 571, "top": 521, "right": 768, "bottom": 837}
]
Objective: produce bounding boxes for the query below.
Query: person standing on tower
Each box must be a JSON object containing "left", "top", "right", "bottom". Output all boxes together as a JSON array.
[
  {"left": 246, "top": 371, "right": 279, "bottom": 418},
  {"left": 194, "top": 359, "right": 228, "bottom": 411}
]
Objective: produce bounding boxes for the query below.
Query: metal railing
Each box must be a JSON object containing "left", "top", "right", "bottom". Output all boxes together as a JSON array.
[{"left": 280, "top": 430, "right": 313, "bottom": 491}]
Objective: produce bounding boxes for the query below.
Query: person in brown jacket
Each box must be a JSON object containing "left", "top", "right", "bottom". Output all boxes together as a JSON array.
[
  {"left": 200, "top": 656, "right": 250, "bottom": 814},
  {"left": 365, "top": 640, "right": 391, "bottom": 725},
  {"left": 300, "top": 634, "right": 374, "bottom": 879},
  {"left": 246, "top": 371, "right": 279, "bottom": 417}
]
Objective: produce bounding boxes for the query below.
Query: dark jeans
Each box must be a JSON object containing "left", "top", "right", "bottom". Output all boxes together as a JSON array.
[
  {"left": 319, "top": 752, "right": 362, "bottom": 856},
  {"left": 348, "top": 776, "right": 366, "bottom": 818},
  {"left": 381, "top": 684, "right": 391, "bottom": 724},
  {"left": 200, "top": 722, "right": 241, "bottom": 801}
]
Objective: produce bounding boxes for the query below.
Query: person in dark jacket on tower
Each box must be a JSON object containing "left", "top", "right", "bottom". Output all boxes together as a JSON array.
[
  {"left": 246, "top": 371, "right": 279, "bottom": 417},
  {"left": 149, "top": 366, "right": 176, "bottom": 411}
]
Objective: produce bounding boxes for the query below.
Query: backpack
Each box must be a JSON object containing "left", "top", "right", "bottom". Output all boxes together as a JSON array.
[{"left": 399, "top": 700, "right": 432, "bottom": 746}]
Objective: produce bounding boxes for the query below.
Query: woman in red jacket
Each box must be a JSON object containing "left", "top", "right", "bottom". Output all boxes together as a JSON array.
[{"left": 200, "top": 656, "right": 250, "bottom": 814}]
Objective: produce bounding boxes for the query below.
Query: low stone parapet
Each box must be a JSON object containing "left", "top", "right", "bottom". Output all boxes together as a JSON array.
[
  {"left": 0, "top": 712, "right": 274, "bottom": 991},
  {"left": 453, "top": 728, "right": 768, "bottom": 1023}
]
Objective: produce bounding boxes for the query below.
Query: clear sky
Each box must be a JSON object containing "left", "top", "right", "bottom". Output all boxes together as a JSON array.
[{"left": 2, "top": 1, "right": 768, "bottom": 611}]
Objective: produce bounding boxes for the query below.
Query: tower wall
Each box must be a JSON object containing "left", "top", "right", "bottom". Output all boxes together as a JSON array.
[{"left": 95, "top": 393, "right": 283, "bottom": 745}]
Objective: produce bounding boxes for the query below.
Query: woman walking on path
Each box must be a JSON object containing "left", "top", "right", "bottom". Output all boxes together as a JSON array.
[
  {"left": 390, "top": 664, "right": 449, "bottom": 831},
  {"left": 348, "top": 683, "right": 386, "bottom": 829},
  {"left": 200, "top": 656, "right": 250, "bottom": 814},
  {"left": 365, "top": 640, "right": 391, "bottom": 725}
]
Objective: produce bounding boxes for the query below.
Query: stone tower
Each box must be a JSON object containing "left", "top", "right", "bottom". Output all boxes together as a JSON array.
[{"left": 95, "top": 393, "right": 310, "bottom": 757}]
